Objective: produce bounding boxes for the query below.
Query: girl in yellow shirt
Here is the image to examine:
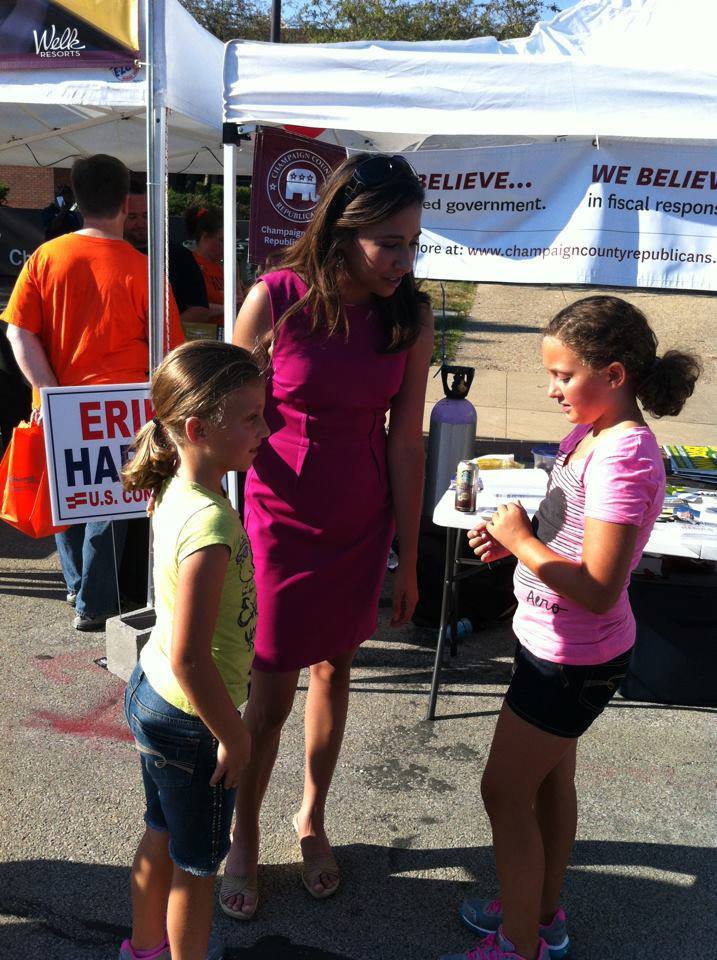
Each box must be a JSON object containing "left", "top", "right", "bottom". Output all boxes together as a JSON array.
[{"left": 120, "top": 340, "right": 268, "bottom": 960}]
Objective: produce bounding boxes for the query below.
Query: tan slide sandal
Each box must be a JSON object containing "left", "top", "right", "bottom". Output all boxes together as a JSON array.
[
  {"left": 292, "top": 813, "right": 340, "bottom": 900},
  {"left": 219, "top": 874, "right": 259, "bottom": 920}
]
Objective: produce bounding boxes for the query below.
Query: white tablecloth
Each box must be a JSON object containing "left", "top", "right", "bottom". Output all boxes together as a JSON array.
[{"left": 433, "top": 476, "right": 717, "bottom": 561}]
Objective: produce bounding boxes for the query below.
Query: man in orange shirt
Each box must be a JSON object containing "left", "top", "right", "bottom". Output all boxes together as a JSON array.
[{"left": 4, "top": 154, "right": 184, "bottom": 630}]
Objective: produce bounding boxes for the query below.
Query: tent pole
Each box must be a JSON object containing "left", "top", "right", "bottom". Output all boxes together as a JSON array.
[
  {"left": 146, "top": 0, "right": 168, "bottom": 377},
  {"left": 145, "top": 0, "right": 168, "bottom": 608},
  {"left": 224, "top": 142, "right": 240, "bottom": 511},
  {"left": 271, "top": 0, "right": 281, "bottom": 42},
  {"left": 223, "top": 143, "right": 238, "bottom": 348}
]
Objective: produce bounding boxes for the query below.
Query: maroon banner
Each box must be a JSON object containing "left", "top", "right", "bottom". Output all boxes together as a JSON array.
[
  {"left": 249, "top": 128, "right": 346, "bottom": 266},
  {"left": 0, "top": 1, "right": 139, "bottom": 71}
]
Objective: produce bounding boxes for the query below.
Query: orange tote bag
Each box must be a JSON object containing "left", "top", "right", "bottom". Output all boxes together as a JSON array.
[{"left": 0, "top": 421, "right": 67, "bottom": 538}]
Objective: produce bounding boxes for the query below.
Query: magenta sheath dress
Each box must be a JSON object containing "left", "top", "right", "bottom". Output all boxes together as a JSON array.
[{"left": 244, "top": 269, "right": 408, "bottom": 671}]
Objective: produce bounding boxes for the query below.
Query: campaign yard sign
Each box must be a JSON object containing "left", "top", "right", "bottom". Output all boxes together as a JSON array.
[{"left": 41, "top": 383, "right": 153, "bottom": 525}]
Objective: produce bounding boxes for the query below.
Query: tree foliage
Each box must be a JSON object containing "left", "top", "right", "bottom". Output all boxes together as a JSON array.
[
  {"left": 292, "top": 1, "right": 556, "bottom": 43},
  {"left": 168, "top": 184, "right": 251, "bottom": 220},
  {"left": 179, "top": 0, "right": 558, "bottom": 43},
  {"left": 178, "top": 0, "right": 271, "bottom": 42}
]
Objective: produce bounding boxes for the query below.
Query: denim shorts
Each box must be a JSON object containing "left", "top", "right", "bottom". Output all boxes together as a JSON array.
[
  {"left": 124, "top": 663, "right": 237, "bottom": 877},
  {"left": 505, "top": 641, "right": 633, "bottom": 739}
]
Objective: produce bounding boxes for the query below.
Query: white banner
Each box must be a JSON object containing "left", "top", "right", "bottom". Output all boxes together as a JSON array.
[
  {"left": 41, "top": 383, "right": 152, "bottom": 526},
  {"left": 411, "top": 141, "right": 717, "bottom": 290}
]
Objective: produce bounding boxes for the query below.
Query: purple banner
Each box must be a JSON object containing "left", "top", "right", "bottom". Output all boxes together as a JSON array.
[
  {"left": 249, "top": 128, "right": 346, "bottom": 266},
  {"left": 0, "top": 1, "right": 138, "bottom": 71}
]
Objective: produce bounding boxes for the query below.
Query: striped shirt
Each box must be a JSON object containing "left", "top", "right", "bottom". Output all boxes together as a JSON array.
[{"left": 513, "top": 423, "right": 665, "bottom": 665}]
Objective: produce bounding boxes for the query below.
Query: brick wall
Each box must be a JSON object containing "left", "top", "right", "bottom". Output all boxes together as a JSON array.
[{"left": 0, "top": 165, "right": 55, "bottom": 209}]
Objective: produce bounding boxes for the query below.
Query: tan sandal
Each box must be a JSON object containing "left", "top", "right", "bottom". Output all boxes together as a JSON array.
[
  {"left": 219, "top": 873, "right": 258, "bottom": 920},
  {"left": 292, "top": 813, "right": 340, "bottom": 900}
]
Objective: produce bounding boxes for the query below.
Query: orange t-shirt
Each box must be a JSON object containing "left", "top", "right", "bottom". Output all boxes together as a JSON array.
[
  {"left": 193, "top": 251, "right": 224, "bottom": 306},
  {"left": 3, "top": 233, "right": 185, "bottom": 402}
]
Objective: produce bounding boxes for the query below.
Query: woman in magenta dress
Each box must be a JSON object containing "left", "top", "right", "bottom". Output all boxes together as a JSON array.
[{"left": 220, "top": 154, "right": 433, "bottom": 918}]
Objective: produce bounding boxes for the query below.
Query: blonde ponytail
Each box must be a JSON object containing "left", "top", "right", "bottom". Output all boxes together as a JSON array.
[{"left": 122, "top": 418, "right": 177, "bottom": 493}]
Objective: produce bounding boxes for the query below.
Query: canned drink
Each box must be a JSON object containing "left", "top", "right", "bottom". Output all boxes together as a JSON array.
[{"left": 454, "top": 460, "right": 476, "bottom": 512}]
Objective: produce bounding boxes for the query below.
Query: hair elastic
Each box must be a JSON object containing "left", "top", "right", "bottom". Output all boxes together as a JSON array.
[
  {"left": 152, "top": 416, "right": 161, "bottom": 426},
  {"left": 637, "top": 356, "right": 661, "bottom": 391}
]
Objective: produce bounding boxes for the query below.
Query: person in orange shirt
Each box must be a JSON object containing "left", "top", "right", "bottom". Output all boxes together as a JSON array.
[
  {"left": 185, "top": 205, "right": 245, "bottom": 330},
  {"left": 124, "top": 176, "right": 212, "bottom": 331},
  {"left": 4, "top": 154, "right": 184, "bottom": 631}
]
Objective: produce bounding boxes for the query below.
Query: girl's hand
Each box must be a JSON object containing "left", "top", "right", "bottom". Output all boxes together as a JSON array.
[
  {"left": 391, "top": 562, "right": 419, "bottom": 627},
  {"left": 211, "top": 721, "right": 251, "bottom": 790},
  {"left": 485, "top": 501, "right": 534, "bottom": 554},
  {"left": 467, "top": 521, "right": 513, "bottom": 563}
]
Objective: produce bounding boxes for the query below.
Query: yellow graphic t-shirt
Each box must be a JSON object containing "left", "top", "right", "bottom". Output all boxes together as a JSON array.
[{"left": 140, "top": 477, "right": 256, "bottom": 715}]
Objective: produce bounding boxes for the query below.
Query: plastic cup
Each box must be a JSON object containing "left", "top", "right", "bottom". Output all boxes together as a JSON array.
[{"left": 531, "top": 444, "right": 559, "bottom": 473}]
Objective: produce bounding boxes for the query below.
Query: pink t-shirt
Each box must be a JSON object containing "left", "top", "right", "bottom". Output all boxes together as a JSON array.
[{"left": 513, "top": 424, "right": 665, "bottom": 665}]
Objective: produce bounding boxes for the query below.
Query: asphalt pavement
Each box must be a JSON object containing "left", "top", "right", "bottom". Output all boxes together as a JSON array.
[{"left": 1, "top": 520, "right": 716, "bottom": 959}]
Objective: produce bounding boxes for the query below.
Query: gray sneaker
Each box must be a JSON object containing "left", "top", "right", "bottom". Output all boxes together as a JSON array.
[
  {"left": 460, "top": 898, "right": 570, "bottom": 959},
  {"left": 73, "top": 612, "right": 108, "bottom": 631},
  {"left": 439, "top": 930, "right": 551, "bottom": 960}
]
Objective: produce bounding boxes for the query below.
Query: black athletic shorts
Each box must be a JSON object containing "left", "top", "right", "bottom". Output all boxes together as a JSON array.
[{"left": 505, "top": 641, "right": 633, "bottom": 739}]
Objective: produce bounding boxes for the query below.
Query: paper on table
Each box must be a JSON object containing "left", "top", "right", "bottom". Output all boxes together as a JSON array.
[
  {"left": 474, "top": 494, "right": 546, "bottom": 517},
  {"left": 473, "top": 469, "right": 548, "bottom": 517},
  {"left": 480, "top": 468, "right": 549, "bottom": 494}
]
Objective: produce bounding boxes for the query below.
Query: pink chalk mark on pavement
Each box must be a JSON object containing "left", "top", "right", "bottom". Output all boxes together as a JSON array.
[
  {"left": 33, "top": 648, "right": 106, "bottom": 685},
  {"left": 30, "top": 693, "right": 133, "bottom": 743}
]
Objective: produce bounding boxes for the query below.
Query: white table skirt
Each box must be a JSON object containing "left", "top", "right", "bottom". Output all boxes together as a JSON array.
[{"left": 432, "top": 483, "right": 717, "bottom": 562}]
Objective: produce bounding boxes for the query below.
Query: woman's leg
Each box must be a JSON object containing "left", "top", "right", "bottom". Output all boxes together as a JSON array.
[
  {"left": 129, "top": 826, "right": 173, "bottom": 950},
  {"left": 166, "top": 867, "right": 215, "bottom": 960},
  {"left": 222, "top": 667, "right": 300, "bottom": 913},
  {"left": 295, "top": 646, "right": 358, "bottom": 894},
  {"left": 481, "top": 702, "right": 576, "bottom": 960},
  {"left": 535, "top": 742, "right": 578, "bottom": 923}
]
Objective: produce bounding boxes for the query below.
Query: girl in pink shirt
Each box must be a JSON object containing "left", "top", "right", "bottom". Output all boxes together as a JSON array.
[{"left": 440, "top": 297, "right": 700, "bottom": 960}]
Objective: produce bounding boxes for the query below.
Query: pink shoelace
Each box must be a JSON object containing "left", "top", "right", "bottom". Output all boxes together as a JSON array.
[
  {"left": 464, "top": 933, "right": 505, "bottom": 960},
  {"left": 486, "top": 899, "right": 502, "bottom": 915}
]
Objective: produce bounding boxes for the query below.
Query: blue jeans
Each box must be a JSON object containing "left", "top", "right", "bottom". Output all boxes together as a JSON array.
[
  {"left": 124, "top": 663, "right": 237, "bottom": 876},
  {"left": 55, "top": 520, "right": 127, "bottom": 618}
]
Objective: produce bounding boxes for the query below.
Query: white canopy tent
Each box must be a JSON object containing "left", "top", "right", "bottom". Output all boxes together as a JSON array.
[
  {"left": 0, "top": 0, "right": 253, "bottom": 368},
  {"left": 0, "top": 0, "right": 254, "bottom": 175},
  {"left": 221, "top": 0, "right": 717, "bottom": 312},
  {"left": 223, "top": 0, "right": 717, "bottom": 148}
]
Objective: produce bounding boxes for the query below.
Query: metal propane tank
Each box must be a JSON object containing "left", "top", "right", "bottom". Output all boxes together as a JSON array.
[{"left": 423, "top": 365, "right": 477, "bottom": 515}]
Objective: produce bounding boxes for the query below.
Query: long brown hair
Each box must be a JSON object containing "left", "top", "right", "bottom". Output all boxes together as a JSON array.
[
  {"left": 545, "top": 296, "right": 701, "bottom": 418},
  {"left": 267, "top": 152, "right": 429, "bottom": 353},
  {"left": 122, "top": 341, "right": 261, "bottom": 493}
]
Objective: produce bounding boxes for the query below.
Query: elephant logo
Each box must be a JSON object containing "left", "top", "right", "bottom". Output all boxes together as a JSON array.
[{"left": 284, "top": 168, "right": 318, "bottom": 202}]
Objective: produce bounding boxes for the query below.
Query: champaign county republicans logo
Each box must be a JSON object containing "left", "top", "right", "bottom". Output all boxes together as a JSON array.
[{"left": 267, "top": 149, "right": 334, "bottom": 224}]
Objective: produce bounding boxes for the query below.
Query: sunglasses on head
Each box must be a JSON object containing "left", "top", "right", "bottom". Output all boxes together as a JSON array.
[{"left": 343, "top": 154, "right": 419, "bottom": 203}]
